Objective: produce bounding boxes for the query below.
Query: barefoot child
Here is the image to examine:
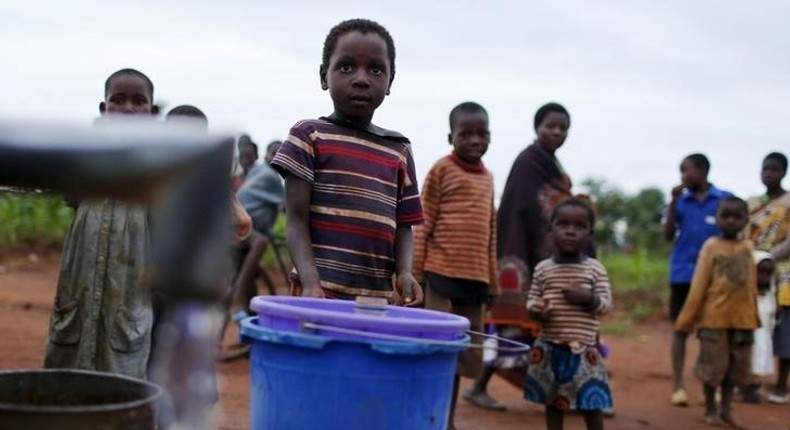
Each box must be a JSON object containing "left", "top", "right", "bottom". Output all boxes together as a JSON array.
[
  {"left": 44, "top": 68, "right": 159, "bottom": 379},
  {"left": 664, "top": 153, "right": 731, "bottom": 406},
  {"left": 525, "top": 198, "right": 613, "bottom": 430},
  {"left": 271, "top": 19, "right": 424, "bottom": 305},
  {"left": 675, "top": 196, "right": 760, "bottom": 428},
  {"left": 413, "top": 101, "right": 499, "bottom": 429}
]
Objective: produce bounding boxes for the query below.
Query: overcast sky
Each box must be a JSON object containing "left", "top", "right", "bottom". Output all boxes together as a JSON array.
[{"left": 2, "top": 1, "right": 788, "bottom": 200}]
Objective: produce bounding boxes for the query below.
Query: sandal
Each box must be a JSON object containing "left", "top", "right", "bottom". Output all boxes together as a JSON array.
[
  {"left": 462, "top": 388, "right": 506, "bottom": 411},
  {"left": 232, "top": 310, "right": 251, "bottom": 324}
]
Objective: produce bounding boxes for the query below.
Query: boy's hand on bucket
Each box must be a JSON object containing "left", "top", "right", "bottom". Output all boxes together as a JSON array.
[
  {"left": 302, "top": 282, "right": 325, "bottom": 299},
  {"left": 289, "top": 274, "right": 325, "bottom": 298},
  {"left": 397, "top": 273, "right": 424, "bottom": 307}
]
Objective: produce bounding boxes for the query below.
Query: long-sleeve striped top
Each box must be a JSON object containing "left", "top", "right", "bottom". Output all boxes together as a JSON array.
[
  {"left": 527, "top": 257, "right": 613, "bottom": 347},
  {"left": 413, "top": 154, "right": 498, "bottom": 293}
]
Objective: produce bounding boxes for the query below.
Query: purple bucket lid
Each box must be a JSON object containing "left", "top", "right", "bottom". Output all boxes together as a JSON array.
[{"left": 250, "top": 296, "right": 469, "bottom": 342}]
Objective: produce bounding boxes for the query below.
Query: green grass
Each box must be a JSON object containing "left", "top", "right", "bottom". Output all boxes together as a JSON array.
[
  {"left": 601, "top": 319, "right": 634, "bottom": 337},
  {"left": 0, "top": 193, "right": 74, "bottom": 248},
  {"left": 261, "top": 213, "right": 290, "bottom": 269},
  {"left": 630, "top": 302, "right": 653, "bottom": 321},
  {"left": 600, "top": 249, "right": 668, "bottom": 293},
  {"left": 599, "top": 250, "right": 669, "bottom": 335},
  {"left": 0, "top": 193, "right": 291, "bottom": 271}
]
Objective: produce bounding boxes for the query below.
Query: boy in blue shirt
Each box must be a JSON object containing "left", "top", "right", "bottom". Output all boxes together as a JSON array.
[{"left": 664, "top": 153, "right": 731, "bottom": 406}]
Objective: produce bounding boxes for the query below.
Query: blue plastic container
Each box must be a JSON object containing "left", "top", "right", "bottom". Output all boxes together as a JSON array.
[{"left": 240, "top": 297, "right": 470, "bottom": 430}]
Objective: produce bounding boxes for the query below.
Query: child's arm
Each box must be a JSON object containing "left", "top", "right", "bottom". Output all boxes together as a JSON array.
[
  {"left": 230, "top": 195, "right": 252, "bottom": 242},
  {"left": 590, "top": 264, "right": 613, "bottom": 315},
  {"left": 526, "top": 264, "right": 549, "bottom": 321},
  {"left": 675, "top": 240, "right": 713, "bottom": 332},
  {"left": 395, "top": 226, "right": 424, "bottom": 307},
  {"left": 769, "top": 234, "right": 790, "bottom": 260},
  {"left": 412, "top": 165, "right": 441, "bottom": 286},
  {"left": 284, "top": 175, "right": 323, "bottom": 297},
  {"left": 562, "top": 265, "right": 612, "bottom": 316},
  {"left": 663, "top": 185, "right": 684, "bottom": 242},
  {"left": 488, "top": 194, "right": 500, "bottom": 297}
]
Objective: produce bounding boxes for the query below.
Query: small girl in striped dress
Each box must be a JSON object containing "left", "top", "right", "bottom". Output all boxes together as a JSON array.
[{"left": 525, "top": 198, "right": 613, "bottom": 430}]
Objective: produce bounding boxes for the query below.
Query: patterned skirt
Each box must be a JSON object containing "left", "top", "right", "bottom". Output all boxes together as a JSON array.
[{"left": 525, "top": 339, "right": 613, "bottom": 411}]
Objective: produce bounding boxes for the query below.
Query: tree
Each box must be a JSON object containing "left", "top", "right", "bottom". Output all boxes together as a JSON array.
[
  {"left": 581, "top": 178, "right": 626, "bottom": 251},
  {"left": 623, "top": 187, "right": 666, "bottom": 252},
  {"left": 580, "top": 178, "right": 667, "bottom": 254}
]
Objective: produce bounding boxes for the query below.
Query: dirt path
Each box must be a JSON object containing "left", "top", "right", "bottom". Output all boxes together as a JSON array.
[{"left": 1, "top": 256, "right": 789, "bottom": 430}]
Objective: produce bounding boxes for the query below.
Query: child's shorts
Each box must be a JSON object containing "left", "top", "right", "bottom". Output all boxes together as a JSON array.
[
  {"left": 525, "top": 339, "right": 613, "bottom": 411},
  {"left": 695, "top": 328, "right": 752, "bottom": 386}
]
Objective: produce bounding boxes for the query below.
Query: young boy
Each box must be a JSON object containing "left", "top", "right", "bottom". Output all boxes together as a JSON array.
[
  {"left": 238, "top": 141, "right": 285, "bottom": 237},
  {"left": 664, "top": 153, "right": 731, "bottom": 406},
  {"left": 675, "top": 196, "right": 760, "bottom": 428},
  {"left": 233, "top": 134, "right": 258, "bottom": 191},
  {"left": 413, "top": 101, "right": 498, "bottom": 429},
  {"left": 44, "top": 68, "right": 158, "bottom": 379},
  {"left": 271, "top": 19, "right": 423, "bottom": 305}
]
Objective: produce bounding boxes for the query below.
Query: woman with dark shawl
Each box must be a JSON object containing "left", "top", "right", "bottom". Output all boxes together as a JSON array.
[{"left": 464, "top": 102, "right": 577, "bottom": 410}]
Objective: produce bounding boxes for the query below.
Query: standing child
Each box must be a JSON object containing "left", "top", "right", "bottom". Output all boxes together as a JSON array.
[
  {"left": 413, "top": 101, "right": 498, "bottom": 429},
  {"left": 675, "top": 196, "right": 760, "bottom": 428},
  {"left": 525, "top": 198, "right": 613, "bottom": 430},
  {"left": 44, "top": 68, "right": 159, "bottom": 379},
  {"left": 664, "top": 153, "right": 732, "bottom": 406},
  {"left": 271, "top": 19, "right": 423, "bottom": 305},
  {"left": 742, "top": 251, "right": 777, "bottom": 403},
  {"left": 233, "top": 135, "right": 258, "bottom": 191}
]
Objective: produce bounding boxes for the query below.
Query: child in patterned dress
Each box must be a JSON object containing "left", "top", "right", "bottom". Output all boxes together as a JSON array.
[{"left": 526, "top": 198, "right": 613, "bottom": 430}]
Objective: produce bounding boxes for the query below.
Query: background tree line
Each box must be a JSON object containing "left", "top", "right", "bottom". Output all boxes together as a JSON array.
[{"left": 581, "top": 178, "right": 668, "bottom": 255}]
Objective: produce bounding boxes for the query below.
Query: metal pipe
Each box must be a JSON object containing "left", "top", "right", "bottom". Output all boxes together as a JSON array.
[{"left": 0, "top": 119, "right": 236, "bottom": 429}]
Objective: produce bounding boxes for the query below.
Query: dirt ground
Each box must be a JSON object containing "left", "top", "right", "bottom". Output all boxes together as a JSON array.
[{"left": 1, "top": 254, "right": 789, "bottom": 430}]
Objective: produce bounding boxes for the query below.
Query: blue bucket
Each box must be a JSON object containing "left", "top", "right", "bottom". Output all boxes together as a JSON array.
[{"left": 240, "top": 296, "right": 470, "bottom": 430}]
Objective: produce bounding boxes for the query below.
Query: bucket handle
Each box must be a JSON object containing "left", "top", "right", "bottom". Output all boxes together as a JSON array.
[{"left": 301, "top": 322, "right": 530, "bottom": 353}]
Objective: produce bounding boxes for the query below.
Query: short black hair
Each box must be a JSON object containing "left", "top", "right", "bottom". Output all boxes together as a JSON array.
[
  {"left": 684, "top": 153, "right": 711, "bottom": 175},
  {"left": 718, "top": 195, "right": 748, "bottom": 215},
  {"left": 322, "top": 19, "right": 396, "bottom": 83},
  {"left": 550, "top": 197, "right": 596, "bottom": 229},
  {"left": 449, "top": 102, "right": 488, "bottom": 131},
  {"left": 166, "top": 105, "right": 207, "bottom": 121},
  {"left": 238, "top": 134, "right": 258, "bottom": 154},
  {"left": 764, "top": 152, "right": 788, "bottom": 173},
  {"left": 534, "top": 102, "right": 570, "bottom": 131},
  {"left": 266, "top": 140, "right": 282, "bottom": 154},
  {"left": 104, "top": 68, "right": 154, "bottom": 100}
]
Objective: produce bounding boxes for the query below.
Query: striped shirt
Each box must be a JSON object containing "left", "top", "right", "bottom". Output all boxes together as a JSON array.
[
  {"left": 271, "top": 118, "right": 423, "bottom": 297},
  {"left": 413, "top": 154, "right": 498, "bottom": 293},
  {"left": 527, "top": 257, "right": 613, "bottom": 347}
]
